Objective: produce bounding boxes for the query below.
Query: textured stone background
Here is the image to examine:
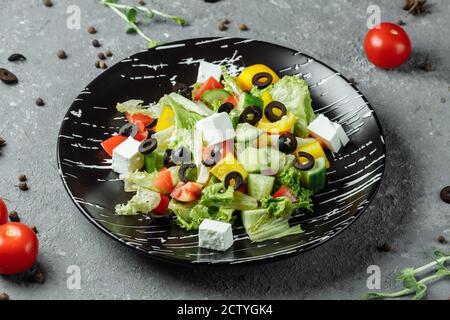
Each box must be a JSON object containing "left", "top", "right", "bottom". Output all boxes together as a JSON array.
[{"left": 0, "top": 0, "right": 449, "bottom": 300}]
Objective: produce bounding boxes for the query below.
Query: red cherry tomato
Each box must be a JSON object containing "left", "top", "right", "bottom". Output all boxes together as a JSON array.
[
  {"left": 273, "top": 186, "right": 297, "bottom": 203},
  {"left": 153, "top": 169, "right": 175, "bottom": 194},
  {"left": 153, "top": 195, "right": 170, "bottom": 215},
  {"left": 194, "top": 77, "right": 224, "bottom": 101},
  {"left": 101, "top": 135, "right": 127, "bottom": 157},
  {"left": 0, "top": 198, "right": 7, "bottom": 225},
  {"left": 170, "top": 182, "right": 203, "bottom": 203},
  {"left": 364, "top": 22, "right": 411, "bottom": 69},
  {"left": 0, "top": 223, "right": 39, "bottom": 275}
]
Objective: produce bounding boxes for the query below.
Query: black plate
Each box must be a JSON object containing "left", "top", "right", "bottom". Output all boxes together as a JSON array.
[{"left": 57, "top": 37, "right": 386, "bottom": 265}]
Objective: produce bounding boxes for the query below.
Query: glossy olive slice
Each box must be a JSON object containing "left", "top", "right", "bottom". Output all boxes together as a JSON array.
[
  {"left": 178, "top": 163, "right": 197, "bottom": 183},
  {"left": 294, "top": 152, "right": 315, "bottom": 171},
  {"left": 252, "top": 72, "right": 273, "bottom": 89},
  {"left": 163, "top": 149, "right": 175, "bottom": 168},
  {"left": 218, "top": 102, "right": 234, "bottom": 114},
  {"left": 138, "top": 138, "right": 158, "bottom": 154},
  {"left": 238, "top": 106, "right": 263, "bottom": 126},
  {"left": 224, "top": 171, "right": 244, "bottom": 191},
  {"left": 278, "top": 132, "right": 298, "bottom": 154},
  {"left": 119, "top": 123, "right": 138, "bottom": 138},
  {"left": 202, "top": 144, "right": 222, "bottom": 167},
  {"left": 265, "top": 101, "right": 287, "bottom": 122},
  {"left": 172, "top": 147, "right": 192, "bottom": 165}
]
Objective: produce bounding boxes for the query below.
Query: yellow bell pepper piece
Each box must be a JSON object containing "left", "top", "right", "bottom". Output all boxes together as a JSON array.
[
  {"left": 237, "top": 64, "right": 280, "bottom": 92},
  {"left": 155, "top": 106, "right": 175, "bottom": 132},
  {"left": 210, "top": 153, "right": 248, "bottom": 182},
  {"left": 257, "top": 113, "right": 296, "bottom": 134},
  {"left": 261, "top": 91, "right": 273, "bottom": 107},
  {"left": 296, "top": 139, "right": 330, "bottom": 169}
]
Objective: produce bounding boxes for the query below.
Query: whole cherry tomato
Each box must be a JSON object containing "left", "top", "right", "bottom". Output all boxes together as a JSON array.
[
  {"left": 0, "top": 222, "right": 39, "bottom": 275},
  {"left": 364, "top": 22, "right": 412, "bottom": 69},
  {"left": 0, "top": 198, "right": 7, "bottom": 225}
]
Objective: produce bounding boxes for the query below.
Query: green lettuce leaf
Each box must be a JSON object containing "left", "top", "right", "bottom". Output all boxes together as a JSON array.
[
  {"left": 116, "top": 99, "right": 160, "bottom": 118},
  {"left": 115, "top": 189, "right": 161, "bottom": 216},
  {"left": 260, "top": 196, "right": 294, "bottom": 218},
  {"left": 199, "top": 183, "right": 258, "bottom": 211},
  {"left": 120, "top": 170, "right": 158, "bottom": 192},
  {"left": 221, "top": 66, "right": 243, "bottom": 97},
  {"left": 158, "top": 94, "right": 204, "bottom": 129},
  {"left": 276, "top": 166, "right": 314, "bottom": 212}
]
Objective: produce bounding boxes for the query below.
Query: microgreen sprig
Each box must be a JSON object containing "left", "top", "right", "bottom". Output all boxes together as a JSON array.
[
  {"left": 361, "top": 251, "right": 450, "bottom": 300},
  {"left": 100, "top": 0, "right": 187, "bottom": 48}
]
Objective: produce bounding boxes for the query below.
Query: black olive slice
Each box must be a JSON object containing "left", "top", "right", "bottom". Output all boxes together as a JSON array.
[
  {"left": 178, "top": 163, "right": 197, "bottom": 183},
  {"left": 265, "top": 101, "right": 287, "bottom": 123},
  {"left": 138, "top": 138, "right": 158, "bottom": 154},
  {"left": 163, "top": 149, "right": 175, "bottom": 168},
  {"left": 119, "top": 123, "right": 138, "bottom": 138},
  {"left": 172, "top": 147, "right": 192, "bottom": 165},
  {"left": 147, "top": 129, "right": 155, "bottom": 137},
  {"left": 0, "top": 68, "right": 18, "bottom": 84},
  {"left": 252, "top": 72, "right": 273, "bottom": 89},
  {"left": 278, "top": 132, "right": 298, "bottom": 154},
  {"left": 146, "top": 118, "right": 158, "bottom": 130},
  {"left": 8, "top": 53, "right": 26, "bottom": 62},
  {"left": 218, "top": 102, "right": 234, "bottom": 114},
  {"left": 239, "top": 106, "right": 263, "bottom": 126},
  {"left": 440, "top": 186, "right": 450, "bottom": 204},
  {"left": 294, "top": 152, "right": 315, "bottom": 171},
  {"left": 224, "top": 171, "right": 244, "bottom": 191},
  {"left": 202, "top": 144, "right": 222, "bottom": 167}
]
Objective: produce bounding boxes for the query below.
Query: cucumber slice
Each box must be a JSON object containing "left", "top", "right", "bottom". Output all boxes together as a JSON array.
[
  {"left": 258, "top": 148, "right": 286, "bottom": 176},
  {"left": 235, "top": 123, "right": 264, "bottom": 143},
  {"left": 301, "top": 157, "right": 327, "bottom": 194},
  {"left": 247, "top": 174, "right": 275, "bottom": 200},
  {"left": 237, "top": 92, "right": 263, "bottom": 111},
  {"left": 201, "top": 89, "right": 231, "bottom": 107},
  {"left": 144, "top": 152, "right": 164, "bottom": 173},
  {"left": 237, "top": 147, "right": 261, "bottom": 173}
]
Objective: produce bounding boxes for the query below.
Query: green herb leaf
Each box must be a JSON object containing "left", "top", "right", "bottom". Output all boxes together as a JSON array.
[
  {"left": 172, "top": 16, "right": 188, "bottom": 26},
  {"left": 126, "top": 7, "right": 138, "bottom": 24}
]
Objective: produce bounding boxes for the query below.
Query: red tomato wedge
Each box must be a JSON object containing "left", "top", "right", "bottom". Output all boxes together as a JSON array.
[
  {"left": 153, "top": 169, "right": 175, "bottom": 194},
  {"left": 273, "top": 186, "right": 297, "bottom": 203},
  {"left": 101, "top": 135, "right": 127, "bottom": 157},
  {"left": 0, "top": 198, "right": 7, "bottom": 225},
  {"left": 194, "top": 77, "right": 224, "bottom": 101},
  {"left": 225, "top": 95, "right": 238, "bottom": 107},
  {"left": 153, "top": 195, "right": 170, "bottom": 215},
  {"left": 134, "top": 121, "right": 148, "bottom": 142},
  {"left": 170, "top": 182, "right": 203, "bottom": 203},
  {"left": 125, "top": 113, "right": 153, "bottom": 127}
]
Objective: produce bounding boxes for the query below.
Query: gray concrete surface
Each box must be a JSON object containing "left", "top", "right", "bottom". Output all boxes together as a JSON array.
[{"left": 0, "top": 0, "right": 449, "bottom": 300}]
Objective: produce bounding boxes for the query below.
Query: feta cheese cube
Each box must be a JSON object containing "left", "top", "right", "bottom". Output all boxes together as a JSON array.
[
  {"left": 308, "top": 114, "right": 342, "bottom": 153},
  {"left": 195, "top": 113, "right": 235, "bottom": 146},
  {"left": 332, "top": 122, "right": 350, "bottom": 147},
  {"left": 196, "top": 61, "right": 222, "bottom": 83},
  {"left": 112, "top": 137, "right": 144, "bottom": 174},
  {"left": 198, "top": 219, "right": 234, "bottom": 251}
]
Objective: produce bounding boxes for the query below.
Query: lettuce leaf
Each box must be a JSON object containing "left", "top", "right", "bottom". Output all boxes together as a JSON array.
[
  {"left": 115, "top": 189, "right": 161, "bottom": 216},
  {"left": 276, "top": 166, "right": 314, "bottom": 212},
  {"left": 119, "top": 170, "right": 158, "bottom": 192},
  {"left": 260, "top": 196, "right": 294, "bottom": 218},
  {"left": 158, "top": 94, "right": 204, "bottom": 129},
  {"left": 116, "top": 100, "right": 160, "bottom": 118},
  {"left": 199, "top": 183, "right": 258, "bottom": 211},
  {"left": 221, "top": 66, "right": 243, "bottom": 97},
  {"left": 168, "top": 92, "right": 214, "bottom": 117}
]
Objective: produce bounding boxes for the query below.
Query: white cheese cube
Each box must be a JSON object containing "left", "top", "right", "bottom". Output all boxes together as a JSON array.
[
  {"left": 112, "top": 137, "right": 144, "bottom": 174},
  {"left": 308, "top": 114, "right": 342, "bottom": 153},
  {"left": 332, "top": 122, "right": 350, "bottom": 147},
  {"left": 196, "top": 165, "right": 211, "bottom": 185},
  {"left": 198, "top": 219, "right": 234, "bottom": 251},
  {"left": 195, "top": 113, "right": 235, "bottom": 146},
  {"left": 196, "top": 61, "right": 222, "bottom": 83}
]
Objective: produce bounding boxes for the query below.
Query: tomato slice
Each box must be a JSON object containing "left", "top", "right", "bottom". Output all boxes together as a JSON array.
[
  {"left": 0, "top": 198, "right": 7, "bottom": 225},
  {"left": 153, "top": 195, "right": 170, "bottom": 215},
  {"left": 194, "top": 77, "right": 224, "bottom": 101},
  {"left": 153, "top": 169, "right": 175, "bottom": 194},
  {"left": 125, "top": 113, "right": 153, "bottom": 127},
  {"left": 134, "top": 121, "right": 148, "bottom": 142},
  {"left": 225, "top": 95, "right": 238, "bottom": 107},
  {"left": 273, "top": 186, "right": 297, "bottom": 203},
  {"left": 170, "top": 182, "right": 203, "bottom": 203},
  {"left": 101, "top": 135, "right": 127, "bottom": 157}
]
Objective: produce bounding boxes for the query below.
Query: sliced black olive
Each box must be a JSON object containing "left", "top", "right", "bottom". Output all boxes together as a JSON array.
[
  {"left": 8, "top": 53, "right": 26, "bottom": 62},
  {"left": 252, "top": 72, "right": 273, "bottom": 89},
  {"left": 147, "top": 129, "right": 155, "bottom": 137},
  {"left": 138, "top": 138, "right": 158, "bottom": 154},
  {"left": 218, "top": 102, "right": 234, "bottom": 114},
  {"left": 278, "top": 132, "right": 298, "bottom": 154},
  {"left": 119, "top": 123, "right": 138, "bottom": 138},
  {"left": 239, "top": 106, "right": 263, "bottom": 126},
  {"left": 224, "top": 171, "right": 244, "bottom": 191},
  {"left": 146, "top": 118, "right": 158, "bottom": 130},
  {"left": 163, "top": 149, "right": 175, "bottom": 168},
  {"left": 294, "top": 152, "right": 315, "bottom": 171},
  {"left": 202, "top": 144, "right": 222, "bottom": 167},
  {"left": 178, "top": 163, "right": 197, "bottom": 183},
  {"left": 440, "top": 186, "right": 450, "bottom": 204},
  {"left": 265, "top": 101, "right": 287, "bottom": 123},
  {"left": 172, "top": 147, "right": 192, "bottom": 165}
]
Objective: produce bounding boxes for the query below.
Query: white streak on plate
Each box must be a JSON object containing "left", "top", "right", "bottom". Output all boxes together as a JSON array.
[{"left": 155, "top": 43, "right": 186, "bottom": 50}]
